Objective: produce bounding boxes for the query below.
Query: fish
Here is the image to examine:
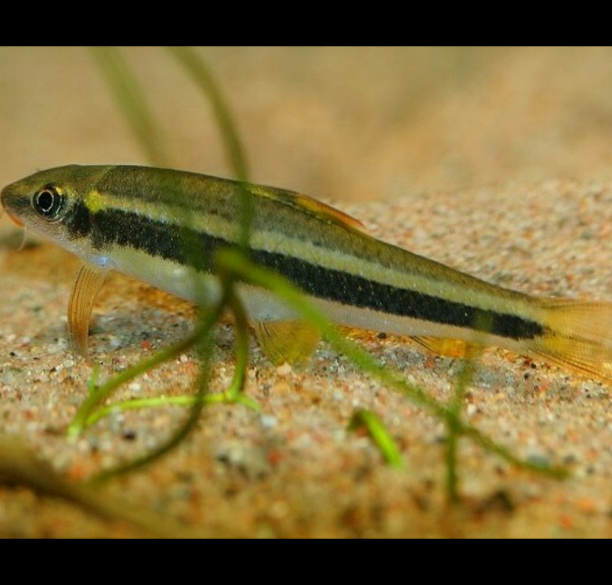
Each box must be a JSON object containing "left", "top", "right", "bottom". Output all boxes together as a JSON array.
[{"left": 2, "top": 164, "right": 612, "bottom": 383}]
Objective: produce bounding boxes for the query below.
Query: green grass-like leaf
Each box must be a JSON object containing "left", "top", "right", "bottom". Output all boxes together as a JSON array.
[
  {"left": 349, "top": 410, "right": 404, "bottom": 470},
  {"left": 165, "top": 46, "right": 248, "bottom": 181},
  {"left": 217, "top": 249, "right": 569, "bottom": 481},
  {"left": 165, "top": 47, "right": 254, "bottom": 251},
  {"left": 90, "top": 47, "right": 170, "bottom": 167}
]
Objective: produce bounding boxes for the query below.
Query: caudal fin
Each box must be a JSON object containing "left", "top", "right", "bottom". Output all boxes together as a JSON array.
[{"left": 530, "top": 300, "right": 612, "bottom": 384}]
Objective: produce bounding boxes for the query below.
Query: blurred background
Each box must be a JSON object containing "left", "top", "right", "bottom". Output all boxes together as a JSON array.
[
  {"left": 2, "top": 46, "right": 612, "bottom": 204},
  {"left": 3, "top": 47, "right": 612, "bottom": 538}
]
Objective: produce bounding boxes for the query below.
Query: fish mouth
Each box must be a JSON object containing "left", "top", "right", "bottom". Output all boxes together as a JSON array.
[
  {"left": 3, "top": 209, "right": 23, "bottom": 227},
  {"left": 0, "top": 202, "right": 24, "bottom": 227},
  {"left": 1, "top": 185, "right": 24, "bottom": 227}
]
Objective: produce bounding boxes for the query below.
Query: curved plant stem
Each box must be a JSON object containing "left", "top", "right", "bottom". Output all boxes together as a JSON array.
[
  {"left": 218, "top": 248, "right": 570, "bottom": 480},
  {"left": 165, "top": 46, "right": 248, "bottom": 180},
  {"left": 165, "top": 46, "right": 254, "bottom": 250},
  {"left": 349, "top": 410, "right": 404, "bottom": 469},
  {"left": 69, "top": 329, "right": 204, "bottom": 438},
  {"left": 80, "top": 47, "right": 570, "bottom": 499},
  {"left": 87, "top": 302, "right": 225, "bottom": 484},
  {"left": 90, "top": 47, "right": 170, "bottom": 167}
]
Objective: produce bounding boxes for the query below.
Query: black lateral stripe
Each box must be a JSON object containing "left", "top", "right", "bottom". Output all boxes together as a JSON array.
[
  {"left": 66, "top": 199, "right": 92, "bottom": 239},
  {"left": 82, "top": 207, "right": 544, "bottom": 340}
]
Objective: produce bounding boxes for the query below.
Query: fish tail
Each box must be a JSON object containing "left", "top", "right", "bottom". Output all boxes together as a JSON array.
[{"left": 529, "top": 300, "right": 612, "bottom": 383}]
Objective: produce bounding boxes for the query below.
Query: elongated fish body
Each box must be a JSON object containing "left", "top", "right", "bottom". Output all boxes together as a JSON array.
[{"left": 2, "top": 165, "right": 612, "bottom": 382}]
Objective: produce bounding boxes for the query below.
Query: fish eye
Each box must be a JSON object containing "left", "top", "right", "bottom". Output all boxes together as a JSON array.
[{"left": 32, "top": 185, "right": 65, "bottom": 220}]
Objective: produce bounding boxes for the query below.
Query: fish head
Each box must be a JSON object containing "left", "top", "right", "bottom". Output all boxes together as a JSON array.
[
  {"left": 1, "top": 165, "right": 116, "bottom": 266},
  {"left": 2, "top": 165, "right": 87, "bottom": 235}
]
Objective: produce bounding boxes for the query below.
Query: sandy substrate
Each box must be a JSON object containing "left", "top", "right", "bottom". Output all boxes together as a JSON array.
[
  {"left": 2, "top": 47, "right": 612, "bottom": 538},
  {"left": 2, "top": 179, "right": 612, "bottom": 538}
]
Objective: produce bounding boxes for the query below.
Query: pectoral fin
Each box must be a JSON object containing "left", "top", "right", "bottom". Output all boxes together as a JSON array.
[
  {"left": 68, "top": 263, "right": 108, "bottom": 356},
  {"left": 254, "top": 320, "right": 320, "bottom": 365},
  {"left": 410, "top": 336, "right": 482, "bottom": 359}
]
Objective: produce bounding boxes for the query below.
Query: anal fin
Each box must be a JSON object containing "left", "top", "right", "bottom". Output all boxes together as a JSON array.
[
  {"left": 410, "top": 336, "right": 482, "bottom": 359},
  {"left": 68, "top": 263, "right": 108, "bottom": 356},
  {"left": 254, "top": 320, "right": 320, "bottom": 365}
]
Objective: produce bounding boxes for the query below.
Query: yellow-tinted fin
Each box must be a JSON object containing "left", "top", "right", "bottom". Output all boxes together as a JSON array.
[
  {"left": 289, "top": 193, "right": 367, "bottom": 232},
  {"left": 410, "top": 336, "right": 483, "bottom": 359},
  {"left": 248, "top": 185, "right": 368, "bottom": 233},
  {"left": 530, "top": 300, "right": 612, "bottom": 383},
  {"left": 254, "top": 320, "right": 320, "bottom": 365},
  {"left": 68, "top": 263, "right": 108, "bottom": 356}
]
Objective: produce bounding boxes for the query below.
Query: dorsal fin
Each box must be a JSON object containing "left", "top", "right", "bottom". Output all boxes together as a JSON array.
[{"left": 247, "top": 185, "right": 368, "bottom": 234}]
